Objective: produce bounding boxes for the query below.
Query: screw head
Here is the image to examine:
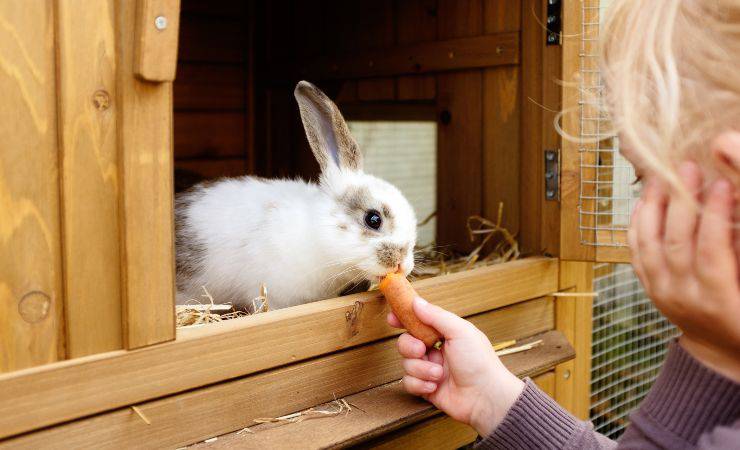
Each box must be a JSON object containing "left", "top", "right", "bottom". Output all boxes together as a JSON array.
[
  {"left": 154, "top": 15, "right": 168, "bottom": 30},
  {"left": 563, "top": 370, "right": 571, "bottom": 379},
  {"left": 546, "top": 152, "right": 555, "bottom": 161},
  {"left": 546, "top": 190, "right": 555, "bottom": 198}
]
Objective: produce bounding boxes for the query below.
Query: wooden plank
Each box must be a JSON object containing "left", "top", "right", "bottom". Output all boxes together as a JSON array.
[
  {"left": 187, "top": 332, "right": 573, "bottom": 450},
  {"left": 483, "top": 66, "right": 520, "bottom": 238},
  {"left": 541, "top": 0, "right": 564, "bottom": 256},
  {"left": 518, "top": 0, "right": 544, "bottom": 255},
  {"left": 396, "top": 75, "right": 436, "bottom": 101},
  {"left": 0, "top": 0, "right": 65, "bottom": 372},
  {"left": 2, "top": 299, "right": 557, "bottom": 448},
  {"left": 174, "top": 63, "right": 246, "bottom": 111},
  {"left": 117, "top": 0, "right": 176, "bottom": 349},
  {"left": 560, "top": 0, "right": 596, "bottom": 260},
  {"left": 363, "top": 371, "right": 555, "bottom": 450},
  {"left": 556, "top": 261, "right": 594, "bottom": 420},
  {"left": 174, "top": 112, "right": 247, "bottom": 159},
  {"left": 437, "top": 0, "right": 482, "bottom": 38},
  {"left": 298, "top": 34, "right": 519, "bottom": 81},
  {"left": 55, "top": 0, "right": 123, "bottom": 357},
  {"left": 178, "top": 15, "right": 247, "bottom": 63},
  {"left": 134, "top": 0, "right": 181, "bottom": 82},
  {"left": 175, "top": 158, "right": 248, "bottom": 180},
  {"left": 395, "top": 0, "right": 438, "bottom": 44},
  {"left": 361, "top": 415, "right": 476, "bottom": 450},
  {"left": 436, "top": 0, "right": 483, "bottom": 252},
  {"left": 437, "top": 71, "right": 482, "bottom": 252},
  {"left": 358, "top": 78, "right": 396, "bottom": 101},
  {"left": 395, "top": 0, "right": 438, "bottom": 101},
  {"left": 533, "top": 371, "right": 556, "bottom": 397},
  {"left": 0, "top": 258, "right": 557, "bottom": 439},
  {"left": 484, "top": 0, "right": 521, "bottom": 33}
]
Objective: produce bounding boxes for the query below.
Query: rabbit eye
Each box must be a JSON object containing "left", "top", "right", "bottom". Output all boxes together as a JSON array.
[{"left": 364, "top": 210, "right": 382, "bottom": 230}]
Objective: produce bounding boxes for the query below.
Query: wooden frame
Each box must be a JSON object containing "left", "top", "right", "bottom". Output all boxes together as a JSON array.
[
  {"left": 559, "top": 0, "right": 630, "bottom": 263},
  {"left": 0, "top": 1, "right": 602, "bottom": 446}
]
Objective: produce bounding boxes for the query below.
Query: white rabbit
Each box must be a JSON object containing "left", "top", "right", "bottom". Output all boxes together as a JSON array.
[{"left": 175, "top": 81, "right": 418, "bottom": 310}]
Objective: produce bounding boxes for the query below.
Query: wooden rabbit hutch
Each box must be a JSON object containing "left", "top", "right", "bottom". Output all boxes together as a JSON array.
[{"left": 1, "top": 0, "right": 631, "bottom": 448}]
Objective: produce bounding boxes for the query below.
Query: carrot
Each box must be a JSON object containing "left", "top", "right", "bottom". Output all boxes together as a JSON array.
[{"left": 379, "top": 272, "right": 443, "bottom": 349}]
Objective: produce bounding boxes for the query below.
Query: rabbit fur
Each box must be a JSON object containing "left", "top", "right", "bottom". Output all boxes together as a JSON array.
[{"left": 175, "top": 81, "right": 418, "bottom": 310}]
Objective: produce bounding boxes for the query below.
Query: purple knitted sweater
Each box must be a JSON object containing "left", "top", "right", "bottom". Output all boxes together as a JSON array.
[{"left": 477, "top": 341, "right": 740, "bottom": 449}]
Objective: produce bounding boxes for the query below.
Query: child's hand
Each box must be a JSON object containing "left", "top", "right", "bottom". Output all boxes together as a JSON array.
[
  {"left": 629, "top": 161, "right": 740, "bottom": 382},
  {"left": 387, "top": 298, "right": 524, "bottom": 436}
]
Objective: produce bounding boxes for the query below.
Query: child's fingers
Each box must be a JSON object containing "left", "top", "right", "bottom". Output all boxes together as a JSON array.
[
  {"left": 427, "top": 348, "right": 444, "bottom": 366},
  {"left": 402, "top": 358, "right": 444, "bottom": 381},
  {"left": 664, "top": 162, "right": 702, "bottom": 275},
  {"left": 412, "top": 297, "right": 470, "bottom": 339},
  {"left": 629, "top": 202, "right": 650, "bottom": 292},
  {"left": 402, "top": 375, "right": 437, "bottom": 395},
  {"left": 636, "top": 179, "right": 669, "bottom": 286},
  {"left": 695, "top": 179, "right": 737, "bottom": 284},
  {"left": 397, "top": 333, "right": 426, "bottom": 359},
  {"left": 387, "top": 311, "right": 403, "bottom": 328}
]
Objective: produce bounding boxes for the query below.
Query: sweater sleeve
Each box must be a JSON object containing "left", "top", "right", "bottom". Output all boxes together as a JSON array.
[
  {"left": 618, "top": 341, "right": 740, "bottom": 449},
  {"left": 476, "top": 340, "right": 740, "bottom": 450},
  {"left": 474, "top": 378, "right": 616, "bottom": 450}
]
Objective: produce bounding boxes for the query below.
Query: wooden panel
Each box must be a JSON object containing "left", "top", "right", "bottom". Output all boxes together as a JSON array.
[
  {"left": 362, "top": 415, "right": 476, "bottom": 450},
  {"left": 0, "top": 0, "right": 64, "bottom": 372},
  {"left": 56, "top": 0, "right": 123, "bottom": 357},
  {"left": 0, "top": 258, "right": 558, "bottom": 439},
  {"left": 134, "top": 0, "right": 181, "bottom": 82},
  {"left": 175, "top": 158, "right": 248, "bottom": 180},
  {"left": 483, "top": 67, "right": 520, "bottom": 237},
  {"left": 396, "top": 75, "right": 436, "bottom": 101},
  {"left": 484, "top": 0, "right": 522, "bottom": 33},
  {"left": 437, "top": 0, "right": 482, "bottom": 37},
  {"left": 437, "top": 71, "right": 482, "bottom": 252},
  {"left": 117, "top": 0, "right": 176, "bottom": 349},
  {"left": 533, "top": 371, "right": 556, "bottom": 397},
  {"left": 358, "top": 78, "right": 396, "bottom": 101},
  {"left": 395, "top": 0, "right": 438, "bottom": 44},
  {"left": 298, "top": 34, "right": 519, "bottom": 81},
  {"left": 177, "top": 16, "right": 247, "bottom": 63},
  {"left": 2, "top": 301, "right": 560, "bottom": 448},
  {"left": 556, "top": 261, "right": 594, "bottom": 420},
  {"left": 395, "top": 0, "right": 438, "bottom": 101},
  {"left": 173, "top": 64, "right": 246, "bottom": 110},
  {"left": 188, "top": 332, "right": 571, "bottom": 450},
  {"left": 518, "top": 0, "right": 545, "bottom": 255},
  {"left": 174, "top": 112, "right": 246, "bottom": 159},
  {"left": 541, "top": 11, "right": 563, "bottom": 256}
]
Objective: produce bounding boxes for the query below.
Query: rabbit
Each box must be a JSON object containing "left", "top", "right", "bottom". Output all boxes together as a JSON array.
[{"left": 175, "top": 81, "right": 418, "bottom": 311}]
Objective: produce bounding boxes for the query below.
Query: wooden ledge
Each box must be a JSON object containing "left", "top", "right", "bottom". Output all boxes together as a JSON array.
[
  {"left": 189, "top": 331, "right": 573, "bottom": 449},
  {"left": 0, "top": 257, "right": 556, "bottom": 440}
]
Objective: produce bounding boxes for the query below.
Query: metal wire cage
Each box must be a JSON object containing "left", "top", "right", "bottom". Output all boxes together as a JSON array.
[
  {"left": 578, "top": 0, "right": 640, "bottom": 248},
  {"left": 590, "top": 265, "right": 679, "bottom": 439}
]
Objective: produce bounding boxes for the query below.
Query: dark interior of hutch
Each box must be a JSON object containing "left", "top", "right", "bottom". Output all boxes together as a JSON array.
[{"left": 173, "top": 0, "right": 560, "bottom": 257}]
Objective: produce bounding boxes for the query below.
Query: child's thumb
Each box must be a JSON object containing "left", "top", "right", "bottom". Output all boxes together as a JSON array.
[{"left": 412, "top": 297, "right": 467, "bottom": 339}]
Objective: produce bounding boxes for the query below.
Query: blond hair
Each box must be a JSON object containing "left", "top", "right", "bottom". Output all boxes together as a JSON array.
[{"left": 600, "top": 0, "right": 740, "bottom": 188}]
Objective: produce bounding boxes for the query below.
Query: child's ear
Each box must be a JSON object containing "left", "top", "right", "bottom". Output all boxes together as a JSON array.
[{"left": 711, "top": 131, "right": 740, "bottom": 186}]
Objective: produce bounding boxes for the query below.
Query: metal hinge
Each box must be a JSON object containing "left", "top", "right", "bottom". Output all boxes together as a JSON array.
[
  {"left": 545, "top": 149, "right": 560, "bottom": 201},
  {"left": 546, "top": 0, "right": 562, "bottom": 46}
]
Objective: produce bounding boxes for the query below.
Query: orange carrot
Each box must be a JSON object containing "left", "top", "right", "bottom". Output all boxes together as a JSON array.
[{"left": 379, "top": 273, "right": 443, "bottom": 349}]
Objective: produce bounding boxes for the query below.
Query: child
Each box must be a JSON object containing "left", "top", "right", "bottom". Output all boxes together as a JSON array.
[{"left": 389, "top": 1, "right": 740, "bottom": 448}]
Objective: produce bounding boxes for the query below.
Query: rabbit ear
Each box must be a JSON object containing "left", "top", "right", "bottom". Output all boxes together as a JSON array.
[{"left": 294, "top": 81, "right": 363, "bottom": 174}]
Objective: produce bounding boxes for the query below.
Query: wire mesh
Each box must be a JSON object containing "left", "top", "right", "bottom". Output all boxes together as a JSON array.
[
  {"left": 590, "top": 264, "right": 679, "bottom": 439},
  {"left": 578, "top": 0, "right": 640, "bottom": 247}
]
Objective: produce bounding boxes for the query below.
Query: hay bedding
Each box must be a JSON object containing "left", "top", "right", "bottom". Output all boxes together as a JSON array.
[{"left": 176, "top": 204, "right": 519, "bottom": 328}]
